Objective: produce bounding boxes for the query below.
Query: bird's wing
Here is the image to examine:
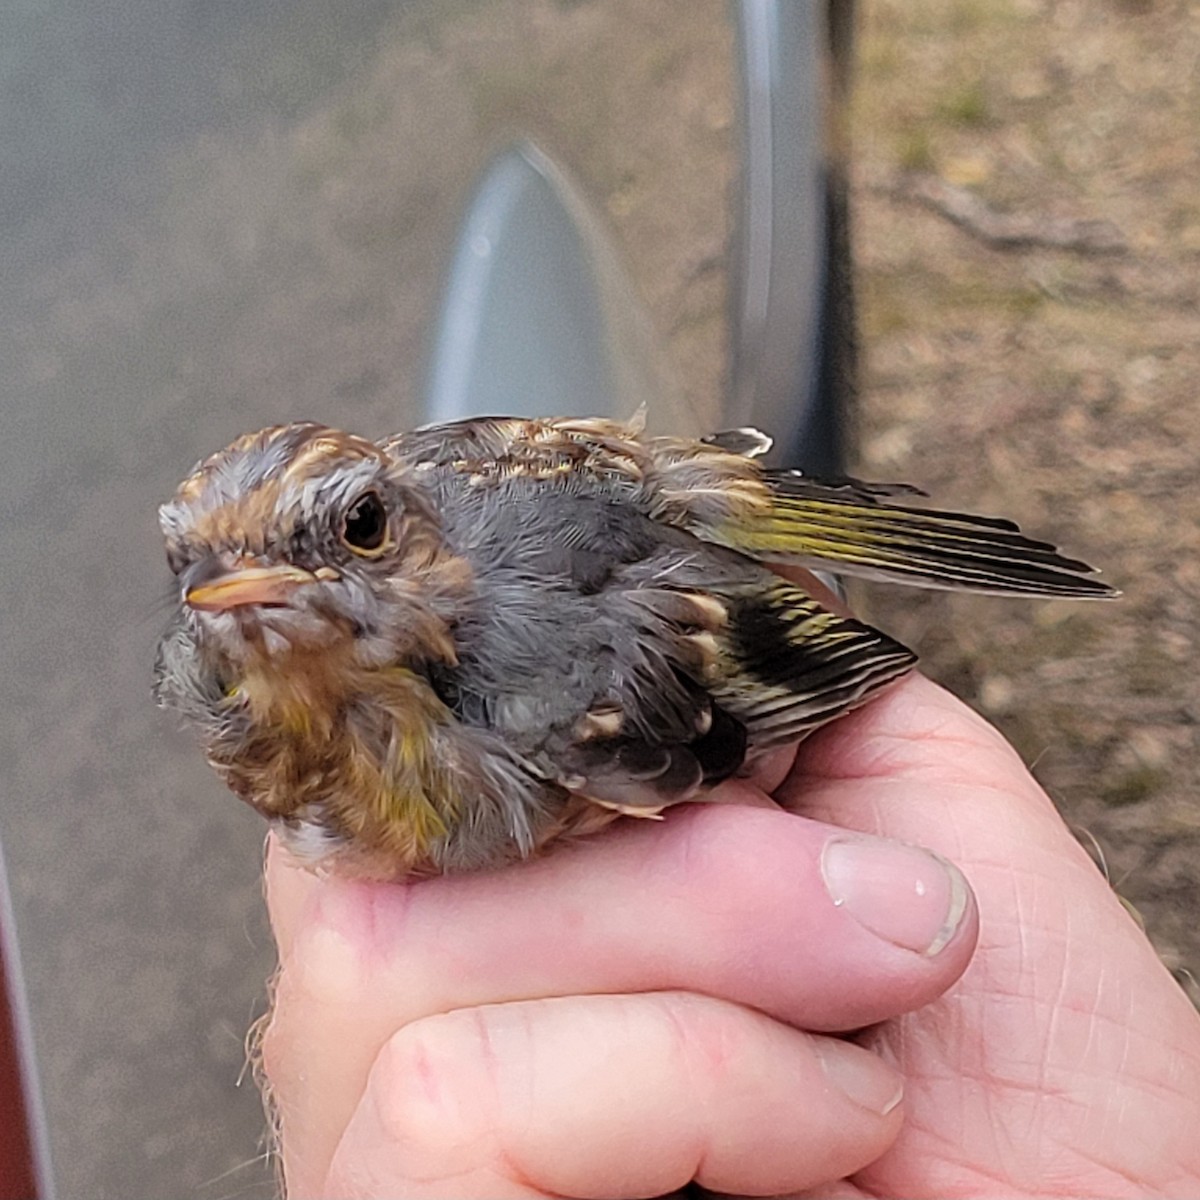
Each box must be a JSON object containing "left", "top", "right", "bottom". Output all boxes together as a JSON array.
[
  {"left": 706, "top": 466, "right": 1118, "bottom": 598},
  {"left": 383, "top": 414, "right": 647, "bottom": 484},
  {"left": 384, "top": 416, "right": 1116, "bottom": 598},
  {"left": 713, "top": 579, "right": 916, "bottom": 747},
  {"left": 538, "top": 576, "right": 914, "bottom": 812},
  {"left": 387, "top": 418, "right": 927, "bottom": 808},
  {"left": 645, "top": 428, "right": 1118, "bottom": 599}
]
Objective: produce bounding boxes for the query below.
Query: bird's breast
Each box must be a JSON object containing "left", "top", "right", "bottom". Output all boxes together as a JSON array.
[{"left": 218, "top": 662, "right": 464, "bottom": 868}]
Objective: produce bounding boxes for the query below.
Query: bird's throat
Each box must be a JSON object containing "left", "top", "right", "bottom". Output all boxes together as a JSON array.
[{"left": 231, "top": 660, "right": 461, "bottom": 865}]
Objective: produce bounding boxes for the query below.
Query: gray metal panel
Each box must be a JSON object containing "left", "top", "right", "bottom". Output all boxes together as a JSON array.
[
  {"left": 424, "top": 142, "right": 691, "bottom": 433},
  {"left": 425, "top": 143, "right": 617, "bottom": 419},
  {"left": 730, "top": 0, "right": 833, "bottom": 467}
]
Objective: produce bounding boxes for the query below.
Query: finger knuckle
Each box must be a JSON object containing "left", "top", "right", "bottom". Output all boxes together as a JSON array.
[
  {"left": 655, "top": 992, "right": 742, "bottom": 1090},
  {"left": 369, "top": 1012, "right": 497, "bottom": 1158}
]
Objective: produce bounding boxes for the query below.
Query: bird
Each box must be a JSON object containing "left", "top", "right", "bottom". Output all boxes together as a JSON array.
[{"left": 155, "top": 413, "right": 1115, "bottom": 878}]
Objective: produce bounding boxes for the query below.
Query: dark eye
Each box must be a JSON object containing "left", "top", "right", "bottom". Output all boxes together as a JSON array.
[{"left": 341, "top": 491, "right": 389, "bottom": 555}]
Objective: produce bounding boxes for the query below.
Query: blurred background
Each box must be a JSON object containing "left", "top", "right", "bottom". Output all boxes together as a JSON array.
[
  {"left": 850, "top": 0, "right": 1199, "bottom": 999},
  {"left": 0, "top": 0, "right": 1195, "bottom": 1196}
]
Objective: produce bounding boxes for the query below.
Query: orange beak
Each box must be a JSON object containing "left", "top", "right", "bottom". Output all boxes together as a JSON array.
[{"left": 185, "top": 564, "right": 320, "bottom": 613}]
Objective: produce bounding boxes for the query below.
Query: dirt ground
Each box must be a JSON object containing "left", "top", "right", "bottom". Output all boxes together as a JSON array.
[{"left": 850, "top": 0, "right": 1200, "bottom": 996}]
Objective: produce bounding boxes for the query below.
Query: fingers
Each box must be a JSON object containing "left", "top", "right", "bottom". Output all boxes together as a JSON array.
[
  {"left": 321, "top": 993, "right": 903, "bottom": 1200},
  {"left": 263, "top": 807, "right": 976, "bottom": 1193},
  {"left": 786, "top": 672, "right": 1200, "bottom": 1196},
  {"left": 782, "top": 672, "right": 1122, "bottom": 923},
  {"left": 267, "top": 806, "right": 974, "bottom": 1033},
  {"left": 784, "top": 670, "right": 1052, "bottom": 820}
]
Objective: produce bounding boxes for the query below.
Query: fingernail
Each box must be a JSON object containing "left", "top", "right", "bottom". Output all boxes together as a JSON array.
[
  {"left": 815, "top": 1039, "right": 904, "bottom": 1116},
  {"left": 821, "top": 836, "right": 970, "bottom": 956}
]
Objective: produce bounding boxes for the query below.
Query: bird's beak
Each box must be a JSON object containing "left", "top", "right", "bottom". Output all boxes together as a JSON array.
[{"left": 185, "top": 564, "right": 322, "bottom": 612}]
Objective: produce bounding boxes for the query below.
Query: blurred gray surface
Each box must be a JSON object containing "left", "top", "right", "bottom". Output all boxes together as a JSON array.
[
  {"left": 0, "top": 2, "right": 735, "bottom": 1195},
  {"left": 425, "top": 141, "right": 691, "bottom": 431}
]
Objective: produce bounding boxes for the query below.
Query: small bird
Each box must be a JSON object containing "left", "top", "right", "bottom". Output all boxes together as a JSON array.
[{"left": 155, "top": 414, "right": 1115, "bottom": 877}]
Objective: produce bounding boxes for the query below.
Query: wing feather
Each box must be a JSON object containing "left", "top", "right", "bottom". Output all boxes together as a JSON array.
[{"left": 715, "top": 470, "right": 1118, "bottom": 599}]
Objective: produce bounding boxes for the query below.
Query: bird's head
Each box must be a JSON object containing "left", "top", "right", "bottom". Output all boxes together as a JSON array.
[{"left": 160, "top": 423, "right": 467, "bottom": 686}]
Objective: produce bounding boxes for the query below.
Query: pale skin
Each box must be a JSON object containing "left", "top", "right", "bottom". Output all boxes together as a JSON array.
[{"left": 261, "top": 674, "right": 1200, "bottom": 1199}]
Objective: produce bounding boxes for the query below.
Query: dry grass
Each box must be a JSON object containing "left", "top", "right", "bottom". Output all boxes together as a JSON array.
[{"left": 851, "top": 0, "right": 1200, "bottom": 991}]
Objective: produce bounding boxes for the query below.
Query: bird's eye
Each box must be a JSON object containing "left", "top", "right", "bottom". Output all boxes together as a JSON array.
[{"left": 341, "top": 491, "right": 390, "bottom": 555}]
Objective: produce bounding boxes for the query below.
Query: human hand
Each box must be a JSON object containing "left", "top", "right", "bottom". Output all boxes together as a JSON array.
[
  {"left": 784, "top": 672, "right": 1200, "bottom": 1198},
  {"left": 259, "top": 705, "right": 980, "bottom": 1197},
  {"left": 259, "top": 672, "right": 1200, "bottom": 1198}
]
